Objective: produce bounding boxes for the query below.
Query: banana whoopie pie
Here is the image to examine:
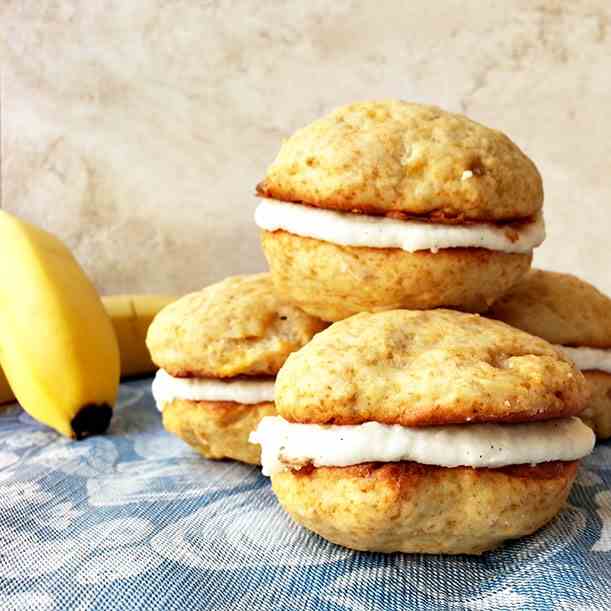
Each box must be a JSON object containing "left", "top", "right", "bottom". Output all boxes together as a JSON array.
[
  {"left": 146, "top": 274, "right": 326, "bottom": 464},
  {"left": 489, "top": 269, "right": 611, "bottom": 439},
  {"left": 255, "top": 100, "right": 545, "bottom": 321},
  {"left": 251, "top": 309, "right": 594, "bottom": 554}
]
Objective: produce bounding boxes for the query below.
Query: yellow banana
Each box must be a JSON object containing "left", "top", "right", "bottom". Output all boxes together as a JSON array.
[
  {"left": 0, "top": 211, "right": 120, "bottom": 438},
  {"left": 0, "top": 295, "right": 177, "bottom": 406}
]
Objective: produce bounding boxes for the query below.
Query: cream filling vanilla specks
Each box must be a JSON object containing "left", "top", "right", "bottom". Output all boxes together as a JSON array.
[
  {"left": 556, "top": 346, "right": 611, "bottom": 374},
  {"left": 250, "top": 416, "right": 594, "bottom": 476},
  {"left": 152, "top": 369, "right": 275, "bottom": 411},
  {"left": 255, "top": 198, "right": 545, "bottom": 254}
]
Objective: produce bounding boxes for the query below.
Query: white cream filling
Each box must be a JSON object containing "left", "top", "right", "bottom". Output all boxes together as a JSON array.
[
  {"left": 250, "top": 416, "right": 594, "bottom": 476},
  {"left": 152, "top": 369, "right": 275, "bottom": 411},
  {"left": 255, "top": 198, "right": 545, "bottom": 254},
  {"left": 557, "top": 345, "right": 611, "bottom": 374}
]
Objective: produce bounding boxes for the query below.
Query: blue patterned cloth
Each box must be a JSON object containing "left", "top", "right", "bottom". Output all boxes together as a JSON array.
[{"left": 0, "top": 378, "right": 609, "bottom": 611}]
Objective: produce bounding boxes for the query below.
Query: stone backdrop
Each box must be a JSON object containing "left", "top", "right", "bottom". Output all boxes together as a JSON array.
[{"left": 3, "top": 1, "right": 610, "bottom": 295}]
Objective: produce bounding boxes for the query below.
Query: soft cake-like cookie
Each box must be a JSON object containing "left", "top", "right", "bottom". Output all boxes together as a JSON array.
[
  {"left": 251, "top": 309, "right": 594, "bottom": 554},
  {"left": 161, "top": 398, "right": 276, "bottom": 465},
  {"left": 272, "top": 462, "right": 577, "bottom": 555},
  {"left": 146, "top": 274, "right": 325, "bottom": 378},
  {"left": 275, "top": 309, "right": 589, "bottom": 426},
  {"left": 489, "top": 269, "right": 611, "bottom": 438},
  {"left": 255, "top": 101, "right": 545, "bottom": 320},
  {"left": 147, "top": 274, "right": 326, "bottom": 464},
  {"left": 261, "top": 232, "right": 531, "bottom": 322},
  {"left": 257, "top": 100, "right": 542, "bottom": 221}
]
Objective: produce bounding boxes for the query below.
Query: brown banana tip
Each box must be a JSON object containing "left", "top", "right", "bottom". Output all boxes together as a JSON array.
[{"left": 71, "top": 403, "right": 113, "bottom": 440}]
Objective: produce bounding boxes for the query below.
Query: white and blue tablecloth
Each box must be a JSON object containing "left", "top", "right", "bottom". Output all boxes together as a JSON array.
[{"left": 0, "top": 378, "right": 609, "bottom": 611}]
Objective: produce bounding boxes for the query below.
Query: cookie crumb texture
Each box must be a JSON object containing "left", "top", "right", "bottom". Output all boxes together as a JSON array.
[
  {"left": 275, "top": 309, "right": 589, "bottom": 425},
  {"left": 262, "top": 230, "right": 532, "bottom": 320},
  {"left": 272, "top": 461, "right": 577, "bottom": 554},
  {"left": 258, "top": 100, "right": 543, "bottom": 222},
  {"left": 162, "top": 399, "right": 276, "bottom": 465},
  {"left": 488, "top": 269, "right": 611, "bottom": 349},
  {"left": 146, "top": 274, "right": 327, "bottom": 378},
  {"left": 580, "top": 371, "right": 611, "bottom": 439}
]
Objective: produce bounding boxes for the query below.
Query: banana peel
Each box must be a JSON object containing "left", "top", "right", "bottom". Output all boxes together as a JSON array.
[
  {"left": 104, "top": 294, "right": 177, "bottom": 377},
  {"left": 0, "top": 294, "right": 176, "bottom": 406},
  {"left": 0, "top": 211, "right": 120, "bottom": 438}
]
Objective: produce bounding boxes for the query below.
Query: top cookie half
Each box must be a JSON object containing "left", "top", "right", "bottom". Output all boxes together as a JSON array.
[
  {"left": 488, "top": 269, "right": 611, "bottom": 349},
  {"left": 257, "top": 100, "right": 543, "bottom": 223},
  {"left": 275, "top": 309, "right": 588, "bottom": 426},
  {"left": 146, "top": 274, "right": 327, "bottom": 378}
]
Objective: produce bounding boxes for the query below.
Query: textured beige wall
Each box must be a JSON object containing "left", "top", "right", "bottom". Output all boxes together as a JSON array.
[{"left": 2, "top": 1, "right": 610, "bottom": 295}]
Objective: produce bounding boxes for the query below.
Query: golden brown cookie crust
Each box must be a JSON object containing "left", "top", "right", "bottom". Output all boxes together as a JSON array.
[
  {"left": 272, "top": 460, "right": 577, "bottom": 554},
  {"left": 580, "top": 371, "right": 611, "bottom": 440},
  {"left": 275, "top": 309, "right": 589, "bottom": 426},
  {"left": 162, "top": 399, "right": 276, "bottom": 465},
  {"left": 261, "top": 230, "right": 532, "bottom": 321},
  {"left": 146, "top": 274, "right": 327, "bottom": 377},
  {"left": 257, "top": 100, "right": 543, "bottom": 223},
  {"left": 488, "top": 269, "right": 611, "bottom": 349}
]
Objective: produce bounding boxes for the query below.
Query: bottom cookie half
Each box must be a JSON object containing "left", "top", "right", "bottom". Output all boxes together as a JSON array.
[
  {"left": 272, "top": 460, "right": 577, "bottom": 554},
  {"left": 261, "top": 230, "right": 533, "bottom": 321},
  {"left": 163, "top": 399, "right": 276, "bottom": 464}
]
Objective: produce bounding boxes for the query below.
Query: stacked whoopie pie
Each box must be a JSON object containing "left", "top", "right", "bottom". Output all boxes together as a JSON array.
[
  {"left": 248, "top": 100, "right": 597, "bottom": 554},
  {"left": 489, "top": 270, "right": 611, "bottom": 439},
  {"left": 251, "top": 310, "right": 594, "bottom": 554},
  {"left": 146, "top": 274, "right": 326, "bottom": 464},
  {"left": 255, "top": 101, "right": 545, "bottom": 320}
]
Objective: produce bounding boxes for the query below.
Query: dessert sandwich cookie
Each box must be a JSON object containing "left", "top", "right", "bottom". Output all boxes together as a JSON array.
[
  {"left": 146, "top": 274, "right": 326, "bottom": 464},
  {"left": 255, "top": 100, "right": 545, "bottom": 321},
  {"left": 489, "top": 269, "right": 611, "bottom": 439},
  {"left": 250, "top": 309, "right": 594, "bottom": 554}
]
